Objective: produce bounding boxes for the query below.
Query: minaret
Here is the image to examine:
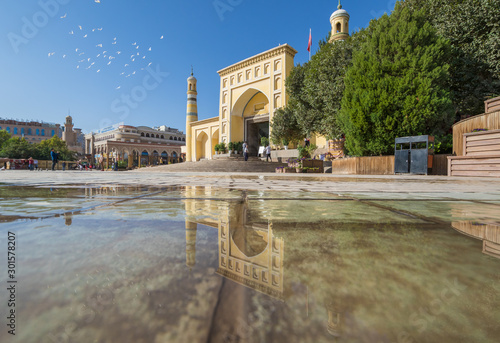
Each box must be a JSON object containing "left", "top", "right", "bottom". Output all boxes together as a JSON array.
[
  {"left": 329, "top": 0, "right": 350, "bottom": 43},
  {"left": 186, "top": 68, "right": 198, "bottom": 162}
]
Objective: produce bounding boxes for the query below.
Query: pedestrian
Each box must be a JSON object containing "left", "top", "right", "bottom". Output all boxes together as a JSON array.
[
  {"left": 114, "top": 160, "right": 119, "bottom": 171},
  {"left": 34, "top": 159, "right": 38, "bottom": 171},
  {"left": 265, "top": 144, "right": 272, "bottom": 162},
  {"left": 62, "top": 161, "right": 66, "bottom": 171},
  {"left": 243, "top": 141, "right": 249, "bottom": 162},
  {"left": 28, "top": 157, "right": 34, "bottom": 171},
  {"left": 50, "top": 148, "right": 58, "bottom": 171}
]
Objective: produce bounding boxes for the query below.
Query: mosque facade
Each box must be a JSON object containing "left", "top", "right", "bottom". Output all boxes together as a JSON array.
[{"left": 185, "top": 2, "right": 350, "bottom": 162}]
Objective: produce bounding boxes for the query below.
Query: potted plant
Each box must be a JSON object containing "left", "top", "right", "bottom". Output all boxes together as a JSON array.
[
  {"left": 228, "top": 142, "right": 235, "bottom": 154},
  {"left": 214, "top": 143, "right": 220, "bottom": 155},
  {"left": 219, "top": 142, "right": 227, "bottom": 154}
]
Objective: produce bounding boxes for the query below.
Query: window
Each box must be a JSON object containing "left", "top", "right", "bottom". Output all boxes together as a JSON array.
[
  {"left": 336, "top": 22, "right": 341, "bottom": 33},
  {"left": 36, "top": 129, "right": 40, "bottom": 135},
  {"left": 14, "top": 128, "right": 18, "bottom": 134},
  {"left": 51, "top": 130, "right": 55, "bottom": 136},
  {"left": 174, "top": 137, "right": 177, "bottom": 141},
  {"left": 6, "top": 127, "right": 10, "bottom": 133},
  {"left": 146, "top": 133, "right": 150, "bottom": 137},
  {"left": 28, "top": 129, "right": 33, "bottom": 135},
  {"left": 21, "top": 128, "right": 25, "bottom": 135},
  {"left": 156, "top": 134, "right": 159, "bottom": 138},
  {"left": 170, "top": 136, "right": 173, "bottom": 140},
  {"left": 41, "top": 129, "right": 45, "bottom": 136},
  {"left": 141, "top": 132, "right": 145, "bottom": 137},
  {"left": 161, "top": 135, "right": 164, "bottom": 139}
]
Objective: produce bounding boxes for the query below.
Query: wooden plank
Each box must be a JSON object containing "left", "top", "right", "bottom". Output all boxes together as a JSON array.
[
  {"left": 451, "top": 170, "right": 500, "bottom": 177},
  {"left": 451, "top": 158, "right": 500, "bottom": 165},
  {"left": 483, "top": 241, "right": 500, "bottom": 259},
  {"left": 466, "top": 138, "right": 500, "bottom": 147},
  {"left": 467, "top": 132, "right": 500, "bottom": 141},
  {"left": 467, "top": 150, "right": 500, "bottom": 157},
  {"left": 466, "top": 144, "right": 500, "bottom": 153},
  {"left": 452, "top": 164, "right": 500, "bottom": 171}
]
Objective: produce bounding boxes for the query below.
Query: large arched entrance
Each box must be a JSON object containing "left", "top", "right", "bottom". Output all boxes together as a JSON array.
[
  {"left": 231, "top": 88, "right": 270, "bottom": 155},
  {"left": 196, "top": 131, "right": 209, "bottom": 161}
]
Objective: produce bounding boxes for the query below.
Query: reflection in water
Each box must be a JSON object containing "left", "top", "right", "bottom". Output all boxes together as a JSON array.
[
  {"left": 452, "top": 221, "right": 500, "bottom": 260},
  {"left": 183, "top": 187, "right": 344, "bottom": 340}
]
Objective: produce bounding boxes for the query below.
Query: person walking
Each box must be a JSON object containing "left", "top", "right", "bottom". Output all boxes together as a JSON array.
[
  {"left": 28, "top": 157, "right": 34, "bottom": 171},
  {"left": 62, "top": 161, "right": 66, "bottom": 171},
  {"left": 50, "top": 148, "right": 58, "bottom": 171},
  {"left": 34, "top": 159, "right": 38, "bottom": 171},
  {"left": 265, "top": 144, "right": 272, "bottom": 162},
  {"left": 243, "top": 141, "right": 249, "bottom": 161}
]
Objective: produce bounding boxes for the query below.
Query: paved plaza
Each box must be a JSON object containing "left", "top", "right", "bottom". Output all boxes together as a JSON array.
[{"left": 2, "top": 169, "right": 500, "bottom": 200}]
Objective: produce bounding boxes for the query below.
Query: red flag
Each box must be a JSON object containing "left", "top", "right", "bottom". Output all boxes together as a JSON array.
[{"left": 307, "top": 28, "right": 312, "bottom": 52}]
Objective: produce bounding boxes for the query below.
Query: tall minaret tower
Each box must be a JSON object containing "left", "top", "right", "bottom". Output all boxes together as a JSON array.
[
  {"left": 186, "top": 68, "right": 198, "bottom": 162},
  {"left": 329, "top": 0, "right": 350, "bottom": 43}
]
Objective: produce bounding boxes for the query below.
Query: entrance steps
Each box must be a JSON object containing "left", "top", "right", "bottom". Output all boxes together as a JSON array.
[{"left": 137, "top": 159, "right": 287, "bottom": 173}]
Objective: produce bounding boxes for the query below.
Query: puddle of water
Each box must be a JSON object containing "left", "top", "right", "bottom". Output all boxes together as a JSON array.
[{"left": 0, "top": 185, "right": 499, "bottom": 343}]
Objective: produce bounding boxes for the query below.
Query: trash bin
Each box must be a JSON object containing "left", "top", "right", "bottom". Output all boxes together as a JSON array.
[{"left": 395, "top": 135, "right": 434, "bottom": 175}]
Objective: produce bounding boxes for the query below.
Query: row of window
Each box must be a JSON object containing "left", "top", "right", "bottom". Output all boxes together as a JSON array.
[
  {"left": 0, "top": 127, "right": 55, "bottom": 137},
  {"left": 139, "top": 132, "right": 185, "bottom": 141},
  {"left": 222, "top": 60, "right": 282, "bottom": 88}
]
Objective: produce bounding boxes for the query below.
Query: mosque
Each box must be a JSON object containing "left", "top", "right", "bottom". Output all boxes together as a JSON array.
[{"left": 185, "top": 1, "right": 350, "bottom": 162}]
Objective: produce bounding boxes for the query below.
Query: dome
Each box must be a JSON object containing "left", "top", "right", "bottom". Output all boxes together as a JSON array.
[
  {"left": 330, "top": 8, "right": 349, "bottom": 22},
  {"left": 187, "top": 75, "right": 197, "bottom": 82}
]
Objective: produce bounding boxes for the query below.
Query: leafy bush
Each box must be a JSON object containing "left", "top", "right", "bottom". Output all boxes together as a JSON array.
[
  {"left": 297, "top": 144, "right": 318, "bottom": 158},
  {"left": 260, "top": 137, "right": 269, "bottom": 147}
]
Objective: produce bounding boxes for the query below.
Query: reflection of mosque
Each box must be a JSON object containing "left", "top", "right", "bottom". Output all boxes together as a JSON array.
[
  {"left": 452, "top": 221, "right": 500, "bottom": 260},
  {"left": 183, "top": 186, "right": 342, "bottom": 339}
]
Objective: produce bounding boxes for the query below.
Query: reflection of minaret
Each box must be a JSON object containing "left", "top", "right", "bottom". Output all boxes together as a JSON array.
[
  {"left": 326, "top": 302, "right": 342, "bottom": 339},
  {"left": 186, "top": 220, "right": 198, "bottom": 268},
  {"left": 64, "top": 212, "right": 73, "bottom": 226}
]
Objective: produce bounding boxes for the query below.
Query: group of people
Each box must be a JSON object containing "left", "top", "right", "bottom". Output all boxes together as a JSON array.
[{"left": 241, "top": 141, "right": 273, "bottom": 162}]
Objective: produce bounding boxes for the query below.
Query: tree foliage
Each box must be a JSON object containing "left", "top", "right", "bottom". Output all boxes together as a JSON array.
[
  {"left": 339, "top": 3, "right": 454, "bottom": 156},
  {"left": 34, "top": 136, "right": 76, "bottom": 161},
  {"left": 270, "top": 100, "right": 304, "bottom": 145},
  {"left": 0, "top": 137, "right": 34, "bottom": 159},
  {"left": 282, "top": 35, "right": 363, "bottom": 140},
  {"left": 403, "top": 0, "right": 500, "bottom": 115},
  {"left": 0, "top": 134, "right": 76, "bottom": 160}
]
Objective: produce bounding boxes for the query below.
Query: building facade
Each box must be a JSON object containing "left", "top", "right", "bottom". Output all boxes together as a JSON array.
[
  {"left": 84, "top": 124, "right": 185, "bottom": 168},
  {"left": 0, "top": 118, "right": 61, "bottom": 144},
  {"left": 185, "top": 2, "right": 350, "bottom": 161},
  {"left": 186, "top": 44, "right": 297, "bottom": 161}
]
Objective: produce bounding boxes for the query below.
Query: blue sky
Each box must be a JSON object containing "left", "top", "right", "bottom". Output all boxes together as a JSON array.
[{"left": 0, "top": 0, "right": 397, "bottom": 134}]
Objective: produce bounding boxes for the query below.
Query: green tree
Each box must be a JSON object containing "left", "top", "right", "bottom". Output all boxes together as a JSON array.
[
  {"left": 34, "top": 136, "right": 76, "bottom": 161},
  {"left": 339, "top": 3, "right": 454, "bottom": 156},
  {"left": 282, "top": 33, "right": 365, "bottom": 140},
  {"left": 0, "top": 137, "right": 34, "bottom": 159},
  {"left": 270, "top": 100, "right": 304, "bottom": 145},
  {"left": 403, "top": 0, "right": 500, "bottom": 115},
  {"left": 0, "top": 130, "right": 12, "bottom": 149}
]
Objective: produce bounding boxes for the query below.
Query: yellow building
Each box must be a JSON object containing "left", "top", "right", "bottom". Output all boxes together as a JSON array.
[
  {"left": 186, "top": 44, "right": 298, "bottom": 161},
  {"left": 186, "top": 2, "right": 350, "bottom": 161}
]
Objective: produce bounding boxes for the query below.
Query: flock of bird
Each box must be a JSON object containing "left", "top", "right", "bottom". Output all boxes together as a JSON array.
[{"left": 47, "top": 1, "right": 164, "bottom": 90}]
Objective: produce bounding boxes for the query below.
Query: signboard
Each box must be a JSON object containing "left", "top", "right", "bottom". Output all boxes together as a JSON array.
[{"left": 258, "top": 146, "right": 265, "bottom": 156}]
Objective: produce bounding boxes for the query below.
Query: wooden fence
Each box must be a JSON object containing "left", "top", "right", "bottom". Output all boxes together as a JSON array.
[
  {"left": 485, "top": 96, "right": 500, "bottom": 114},
  {"left": 330, "top": 155, "right": 449, "bottom": 175},
  {"left": 452, "top": 110, "right": 500, "bottom": 156}
]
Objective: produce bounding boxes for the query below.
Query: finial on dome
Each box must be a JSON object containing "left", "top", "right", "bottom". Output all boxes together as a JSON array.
[
  {"left": 191, "top": 65, "right": 193, "bottom": 76},
  {"left": 338, "top": 0, "right": 342, "bottom": 10}
]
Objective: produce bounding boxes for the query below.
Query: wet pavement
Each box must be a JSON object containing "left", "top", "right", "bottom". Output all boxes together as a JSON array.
[{"left": 0, "top": 171, "right": 499, "bottom": 342}]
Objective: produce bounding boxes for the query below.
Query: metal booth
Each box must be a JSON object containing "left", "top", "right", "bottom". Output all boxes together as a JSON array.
[{"left": 394, "top": 135, "right": 434, "bottom": 175}]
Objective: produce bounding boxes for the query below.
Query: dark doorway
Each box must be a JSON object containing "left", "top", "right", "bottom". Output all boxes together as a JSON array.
[{"left": 245, "top": 116, "right": 269, "bottom": 155}]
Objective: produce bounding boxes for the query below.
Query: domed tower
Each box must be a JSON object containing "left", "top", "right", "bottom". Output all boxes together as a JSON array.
[
  {"left": 62, "top": 115, "right": 76, "bottom": 145},
  {"left": 329, "top": 0, "right": 350, "bottom": 43},
  {"left": 185, "top": 68, "right": 198, "bottom": 162}
]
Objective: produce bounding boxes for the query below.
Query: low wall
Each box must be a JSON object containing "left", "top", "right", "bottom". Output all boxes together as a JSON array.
[
  {"left": 271, "top": 149, "right": 299, "bottom": 162},
  {"left": 330, "top": 155, "right": 449, "bottom": 175}
]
